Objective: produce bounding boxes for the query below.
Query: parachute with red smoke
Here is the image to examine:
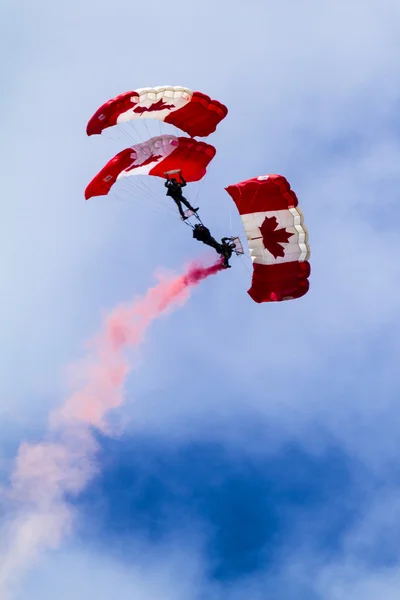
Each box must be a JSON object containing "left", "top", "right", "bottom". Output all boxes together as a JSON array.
[{"left": 85, "top": 85, "right": 311, "bottom": 301}]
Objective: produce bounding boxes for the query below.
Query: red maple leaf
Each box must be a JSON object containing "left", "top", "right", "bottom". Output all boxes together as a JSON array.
[
  {"left": 133, "top": 99, "right": 174, "bottom": 114},
  {"left": 125, "top": 154, "right": 162, "bottom": 172},
  {"left": 255, "top": 216, "right": 294, "bottom": 258}
]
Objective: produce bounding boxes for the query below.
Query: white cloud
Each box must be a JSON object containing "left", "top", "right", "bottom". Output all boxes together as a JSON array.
[{"left": 3, "top": 0, "right": 400, "bottom": 597}]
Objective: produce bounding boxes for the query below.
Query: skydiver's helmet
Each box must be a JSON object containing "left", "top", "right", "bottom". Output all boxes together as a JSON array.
[{"left": 170, "top": 178, "right": 177, "bottom": 184}]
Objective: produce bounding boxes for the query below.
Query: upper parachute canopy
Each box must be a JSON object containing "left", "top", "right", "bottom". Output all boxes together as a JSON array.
[
  {"left": 85, "top": 134, "right": 216, "bottom": 200},
  {"left": 86, "top": 86, "right": 228, "bottom": 138},
  {"left": 225, "top": 175, "right": 310, "bottom": 303}
]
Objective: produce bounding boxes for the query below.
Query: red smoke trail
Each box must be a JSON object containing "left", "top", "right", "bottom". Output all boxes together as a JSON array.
[
  {"left": 0, "top": 258, "right": 223, "bottom": 597},
  {"left": 54, "top": 258, "right": 223, "bottom": 429}
]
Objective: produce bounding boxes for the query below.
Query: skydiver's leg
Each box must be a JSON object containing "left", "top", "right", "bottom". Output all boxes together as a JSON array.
[
  {"left": 221, "top": 251, "right": 231, "bottom": 268},
  {"left": 173, "top": 198, "right": 186, "bottom": 219},
  {"left": 220, "top": 245, "right": 232, "bottom": 268},
  {"left": 181, "top": 196, "right": 199, "bottom": 213},
  {"left": 210, "top": 239, "right": 223, "bottom": 251},
  {"left": 223, "top": 251, "right": 232, "bottom": 267}
]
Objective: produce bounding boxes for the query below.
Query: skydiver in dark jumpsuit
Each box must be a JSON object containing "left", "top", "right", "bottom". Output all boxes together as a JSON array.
[
  {"left": 165, "top": 176, "right": 199, "bottom": 220},
  {"left": 219, "top": 237, "right": 236, "bottom": 268},
  {"left": 192, "top": 224, "right": 236, "bottom": 268}
]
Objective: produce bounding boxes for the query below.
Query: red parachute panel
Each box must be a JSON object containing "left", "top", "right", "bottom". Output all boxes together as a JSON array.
[
  {"left": 249, "top": 262, "right": 310, "bottom": 303},
  {"left": 225, "top": 174, "right": 299, "bottom": 215},
  {"left": 149, "top": 138, "right": 215, "bottom": 180},
  {"left": 86, "top": 91, "right": 139, "bottom": 136},
  {"left": 164, "top": 92, "right": 228, "bottom": 137}
]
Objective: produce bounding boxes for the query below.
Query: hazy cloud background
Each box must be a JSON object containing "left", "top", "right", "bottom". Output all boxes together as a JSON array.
[{"left": 2, "top": 0, "right": 400, "bottom": 598}]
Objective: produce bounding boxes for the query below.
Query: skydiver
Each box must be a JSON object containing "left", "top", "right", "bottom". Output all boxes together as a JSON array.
[
  {"left": 193, "top": 225, "right": 236, "bottom": 268},
  {"left": 192, "top": 224, "right": 220, "bottom": 250},
  {"left": 165, "top": 176, "right": 199, "bottom": 220},
  {"left": 219, "top": 237, "right": 236, "bottom": 268}
]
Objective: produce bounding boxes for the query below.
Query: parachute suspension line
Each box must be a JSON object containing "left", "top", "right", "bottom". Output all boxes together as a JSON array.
[
  {"left": 110, "top": 189, "right": 160, "bottom": 213},
  {"left": 103, "top": 123, "right": 138, "bottom": 146},
  {"left": 118, "top": 179, "right": 174, "bottom": 213},
  {"left": 136, "top": 176, "right": 164, "bottom": 202},
  {"left": 141, "top": 117, "right": 153, "bottom": 141},
  {"left": 112, "top": 183, "right": 156, "bottom": 209},
  {"left": 122, "top": 177, "right": 155, "bottom": 201},
  {"left": 193, "top": 215, "right": 202, "bottom": 227},
  {"left": 120, "top": 124, "right": 138, "bottom": 144},
  {"left": 103, "top": 130, "right": 118, "bottom": 143},
  {"left": 128, "top": 122, "right": 150, "bottom": 144},
  {"left": 192, "top": 171, "right": 207, "bottom": 207},
  {"left": 118, "top": 178, "right": 179, "bottom": 216},
  {"left": 114, "top": 179, "right": 163, "bottom": 208},
  {"left": 182, "top": 218, "right": 195, "bottom": 229},
  {"left": 112, "top": 193, "right": 161, "bottom": 215},
  {"left": 113, "top": 196, "right": 179, "bottom": 224},
  {"left": 114, "top": 120, "right": 146, "bottom": 145},
  {"left": 238, "top": 254, "right": 253, "bottom": 276},
  {"left": 104, "top": 126, "right": 137, "bottom": 146},
  {"left": 122, "top": 176, "right": 176, "bottom": 212},
  {"left": 111, "top": 188, "right": 179, "bottom": 222},
  {"left": 157, "top": 117, "right": 163, "bottom": 140}
]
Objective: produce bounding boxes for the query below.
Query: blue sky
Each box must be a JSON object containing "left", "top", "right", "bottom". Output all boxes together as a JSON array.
[{"left": 2, "top": 0, "right": 400, "bottom": 598}]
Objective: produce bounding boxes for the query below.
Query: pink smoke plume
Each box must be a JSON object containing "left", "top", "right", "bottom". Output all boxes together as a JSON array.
[{"left": 0, "top": 259, "right": 223, "bottom": 598}]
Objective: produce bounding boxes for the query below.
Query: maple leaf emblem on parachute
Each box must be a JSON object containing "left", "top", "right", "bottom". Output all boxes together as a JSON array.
[
  {"left": 255, "top": 216, "right": 294, "bottom": 258},
  {"left": 125, "top": 154, "right": 163, "bottom": 172},
  {"left": 133, "top": 99, "right": 175, "bottom": 115}
]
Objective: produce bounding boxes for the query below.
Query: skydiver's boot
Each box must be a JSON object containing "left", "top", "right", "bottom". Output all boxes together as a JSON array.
[
  {"left": 220, "top": 246, "right": 232, "bottom": 268},
  {"left": 181, "top": 196, "right": 199, "bottom": 214}
]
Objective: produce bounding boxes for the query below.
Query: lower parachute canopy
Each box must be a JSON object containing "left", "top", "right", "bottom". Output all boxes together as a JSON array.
[
  {"left": 85, "top": 135, "right": 216, "bottom": 200},
  {"left": 225, "top": 175, "right": 310, "bottom": 303}
]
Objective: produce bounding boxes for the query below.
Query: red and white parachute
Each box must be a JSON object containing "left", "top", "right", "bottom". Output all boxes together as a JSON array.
[
  {"left": 87, "top": 86, "right": 228, "bottom": 138},
  {"left": 85, "top": 135, "right": 215, "bottom": 200},
  {"left": 85, "top": 87, "right": 311, "bottom": 304},
  {"left": 85, "top": 85, "right": 226, "bottom": 214},
  {"left": 225, "top": 175, "right": 311, "bottom": 303}
]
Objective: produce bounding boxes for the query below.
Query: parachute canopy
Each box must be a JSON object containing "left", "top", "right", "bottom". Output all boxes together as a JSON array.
[
  {"left": 85, "top": 135, "right": 215, "bottom": 200},
  {"left": 86, "top": 86, "right": 228, "bottom": 138},
  {"left": 225, "top": 175, "right": 310, "bottom": 303}
]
